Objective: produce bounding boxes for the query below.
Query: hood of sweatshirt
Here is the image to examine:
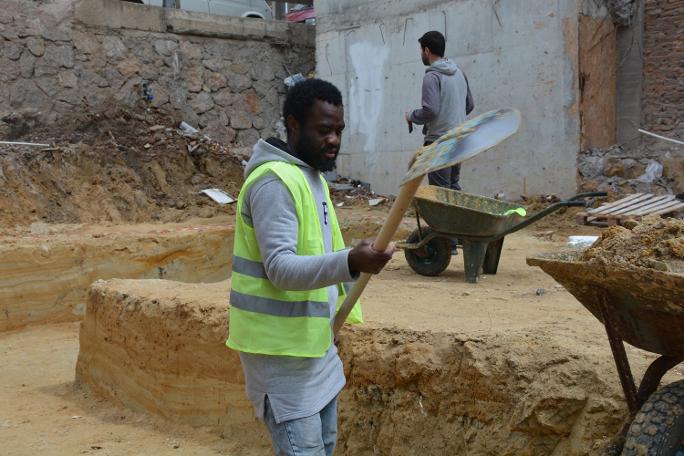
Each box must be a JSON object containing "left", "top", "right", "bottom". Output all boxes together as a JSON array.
[
  {"left": 426, "top": 58, "right": 460, "bottom": 76},
  {"left": 244, "top": 138, "right": 310, "bottom": 178}
]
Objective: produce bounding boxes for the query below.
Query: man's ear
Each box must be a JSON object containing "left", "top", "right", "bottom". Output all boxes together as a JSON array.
[{"left": 286, "top": 114, "right": 299, "bottom": 137}]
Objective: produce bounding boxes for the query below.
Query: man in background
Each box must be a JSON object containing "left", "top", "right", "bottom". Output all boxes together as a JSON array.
[{"left": 406, "top": 30, "right": 474, "bottom": 191}]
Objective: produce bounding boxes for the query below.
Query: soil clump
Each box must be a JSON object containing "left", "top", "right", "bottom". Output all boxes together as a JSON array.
[{"left": 580, "top": 216, "right": 684, "bottom": 273}]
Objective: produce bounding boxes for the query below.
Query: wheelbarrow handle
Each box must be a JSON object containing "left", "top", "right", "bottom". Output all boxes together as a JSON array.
[{"left": 496, "top": 191, "right": 608, "bottom": 236}]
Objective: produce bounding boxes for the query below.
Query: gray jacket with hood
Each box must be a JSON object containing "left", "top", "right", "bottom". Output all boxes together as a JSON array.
[
  {"left": 235, "top": 138, "right": 355, "bottom": 424},
  {"left": 409, "top": 58, "right": 474, "bottom": 142}
]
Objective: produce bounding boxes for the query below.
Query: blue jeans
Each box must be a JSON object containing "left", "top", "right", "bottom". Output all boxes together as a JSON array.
[
  {"left": 424, "top": 140, "right": 462, "bottom": 191},
  {"left": 264, "top": 395, "right": 338, "bottom": 456}
]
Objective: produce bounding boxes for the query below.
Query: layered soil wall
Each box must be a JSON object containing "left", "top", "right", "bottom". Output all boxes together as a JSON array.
[
  {"left": 0, "top": 224, "right": 233, "bottom": 331},
  {"left": 76, "top": 278, "right": 630, "bottom": 456}
]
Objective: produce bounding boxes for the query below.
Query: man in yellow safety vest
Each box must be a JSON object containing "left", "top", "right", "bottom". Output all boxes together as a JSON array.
[{"left": 227, "top": 78, "right": 394, "bottom": 456}]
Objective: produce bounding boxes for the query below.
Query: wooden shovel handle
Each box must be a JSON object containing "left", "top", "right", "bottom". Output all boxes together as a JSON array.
[{"left": 333, "top": 176, "right": 423, "bottom": 335}]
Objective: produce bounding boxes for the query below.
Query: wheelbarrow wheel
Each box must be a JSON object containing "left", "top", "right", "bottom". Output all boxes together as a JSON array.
[
  {"left": 404, "top": 227, "right": 452, "bottom": 276},
  {"left": 621, "top": 379, "right": 684, "bottom": 456}
]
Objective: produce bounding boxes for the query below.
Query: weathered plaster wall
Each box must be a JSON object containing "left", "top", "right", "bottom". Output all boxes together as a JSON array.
[
  {"left": 316, "top": 0, "right": 587, "bottom": 198},
  {"left": 0, "top": 0, "right": 315, "bottom": 145}
]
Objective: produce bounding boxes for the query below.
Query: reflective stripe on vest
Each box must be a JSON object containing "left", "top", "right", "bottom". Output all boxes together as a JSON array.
[{"left": 226, "top": 161, "right": 362, "bottom": 358}]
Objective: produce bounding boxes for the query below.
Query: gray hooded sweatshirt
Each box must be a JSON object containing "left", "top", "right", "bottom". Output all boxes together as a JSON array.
[
  {"left": 409, "top": 58, "right": 474, "bottom": 142},
  {"left": 235, "top": 138, "right": 355, "bottom": 424}
]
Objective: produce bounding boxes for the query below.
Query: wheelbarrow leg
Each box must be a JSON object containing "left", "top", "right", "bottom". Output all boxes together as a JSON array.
[
  {"left": 461, "top": 240, "right": 488, "bottom": 283},
  {"left": 599, "top": 295, "right": 639, "bottom": 456},
  {"left": 600, "top": 298, "right": 639, "bottom": 415},
  {"left": 483, "top": 237, "right": 505, "bottom": 275}
]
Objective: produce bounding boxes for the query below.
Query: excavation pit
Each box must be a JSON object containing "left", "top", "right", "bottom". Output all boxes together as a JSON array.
[{"left": 75, "top": 265, "right": 662, "bottom": 455}]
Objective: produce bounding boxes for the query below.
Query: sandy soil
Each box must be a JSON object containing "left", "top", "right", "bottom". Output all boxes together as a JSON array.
[
  {"left": 581, "top": 216, "right": 684, "bottom": 273},
  {"left": 2, "top": 227, "right": 682, "bottom": 455}
]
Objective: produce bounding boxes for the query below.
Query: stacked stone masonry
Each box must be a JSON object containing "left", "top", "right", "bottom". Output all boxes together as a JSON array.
[{"left": 0, "top": 0, "right": 314, "bottom": 145}]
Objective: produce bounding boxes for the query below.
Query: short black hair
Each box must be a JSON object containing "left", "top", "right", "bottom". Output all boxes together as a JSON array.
[
  {"left": 418, "top": 31, "right": 445, "bottom": 57},
  {"left": 283, "top": 78, "right": 343, "bottom": 133}
]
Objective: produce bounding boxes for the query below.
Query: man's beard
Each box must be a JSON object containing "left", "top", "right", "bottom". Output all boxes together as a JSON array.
[
  {"left": 421, "top": 53, "right": 429, "bottom": 65},
  {"left": 296, "top": 133, "right": 338, "bottom": 172}
]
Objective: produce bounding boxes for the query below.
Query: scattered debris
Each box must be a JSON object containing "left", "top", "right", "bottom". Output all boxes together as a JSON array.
[
  {"left": 533, "top": 230, "right": 555, "bottom": 241},
  {"left": 179, "top": 121, "right": 199, "bottom": 135},
  {"left": 0, "top": 140, "right": 51, "bottom": 147},
  {"left": 636, "top": 160, "right": 664, "bottom": 183},
  {"left": 567, "top": 235, "right": 599, "bottom": 248},
  {"left": 327, "top": 177, "right": 391, "bottom": 208},
  {"left": 0, "top": 107, "right": 247, "bottom": 227},
  {"left": 284, "top": 73, "right": 306, "bottom": 89},
  {"left": 638, "top": 128, "right": 684, "bottom": 146},
  {"left": 535, "top": 288, "right": 545, "bottom": 296},
  {"left": 200, "top": 188, "right": 235, "bottom": 205},
  {"left": 329, "top": 183, "right": 354, "bottom": 192}
]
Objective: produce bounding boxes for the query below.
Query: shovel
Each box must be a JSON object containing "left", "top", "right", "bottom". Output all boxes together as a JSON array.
[{"left": 333, "top": 108, "right": 522, "bottom": 335}]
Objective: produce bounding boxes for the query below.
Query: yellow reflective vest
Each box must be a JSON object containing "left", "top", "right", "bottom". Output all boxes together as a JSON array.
[{"left": 226, "top": 161, "right": 362, "bottom": 358}]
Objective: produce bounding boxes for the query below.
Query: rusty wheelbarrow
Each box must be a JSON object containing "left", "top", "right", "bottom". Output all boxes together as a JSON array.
[
  {"left": 527, "top": 253, "right": 684, "bottom": 455},
  {"left": 399, "top": 186, "right": 606, "bottom": 283}
]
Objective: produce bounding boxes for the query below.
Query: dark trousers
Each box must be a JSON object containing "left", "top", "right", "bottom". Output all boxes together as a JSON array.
[{"left": 424, "top": 140, "right": 462, "bottom": 191}]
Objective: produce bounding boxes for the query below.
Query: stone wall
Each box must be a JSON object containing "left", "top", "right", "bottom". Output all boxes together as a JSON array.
[{"left": 0, "top": 0, "right": 315, "bottom": 145}]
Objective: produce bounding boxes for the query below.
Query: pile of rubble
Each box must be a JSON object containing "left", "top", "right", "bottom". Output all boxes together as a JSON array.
[
  {"left": 0, "top": 106, "right": 247, "bottom": 228},
  {"left": 578, "top": 144, "right": 683, "bottom": 195}
]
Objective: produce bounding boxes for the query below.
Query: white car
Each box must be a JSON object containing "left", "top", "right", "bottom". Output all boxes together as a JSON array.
[{"left": 141, "top": 0, "right": 273, "bottom": 20}]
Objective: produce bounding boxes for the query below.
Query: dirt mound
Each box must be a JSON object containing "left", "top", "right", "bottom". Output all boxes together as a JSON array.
[
  {"left": 0, "top": 107, "right": 247, "bottom": 228},
  {"left": 580, "top": 216, "right": 684, "bottom": 273}
]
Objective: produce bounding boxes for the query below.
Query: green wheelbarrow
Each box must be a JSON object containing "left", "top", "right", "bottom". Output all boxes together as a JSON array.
[{"left": 399, "top": 186, "right": 606, "bottom": 283}]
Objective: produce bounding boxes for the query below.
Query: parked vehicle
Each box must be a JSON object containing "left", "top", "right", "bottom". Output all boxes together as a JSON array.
[
  {"left": 285, "top": 5, "right": 314, "bottom": 24},
  {"left": 140, "top": 0, "right": 273, "bottom": 19}
]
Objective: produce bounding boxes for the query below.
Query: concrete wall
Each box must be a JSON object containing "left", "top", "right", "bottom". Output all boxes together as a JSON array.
[
  {"left": 316, "top": 0, "right": 588, "bottom": 198},
  {"left": 0, "top": 0, "right": 314, "bottom": 145}
]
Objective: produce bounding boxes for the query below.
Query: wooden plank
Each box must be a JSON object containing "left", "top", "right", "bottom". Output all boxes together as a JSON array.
[
  {"left": 575, "top": 213, "right": 589, "bottom": 225},
  {"left": 612, "top": 195, "right": 673, "bottom": 215},
  {"left": 631, "top": 199, "right": 681, "bottom": 215},
  {"left": 587, "top": 193, "right": 643, "bottom": 215},
  {"left": 629, "top": 196, "right": 676, "bottom": 216},
  {"left": 651, "top": 202, "right": 684, "bottom": 216},
  {"left": 595, "top": 193, "right": 654, "bottom": 216},
  {"left": 585, "top": 196, "right": 650, "bottom": 222},
  {"left": 628, "top": 198, "right": 677, "bottom": 215}
]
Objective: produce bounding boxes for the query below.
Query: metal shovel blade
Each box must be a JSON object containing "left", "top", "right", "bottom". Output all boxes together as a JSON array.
[
  {"left": 402, "top": 108, "right": 521, "bottom": 184},
  {"left": 334, "top": 108, "right": 521, "bottom": 335}
]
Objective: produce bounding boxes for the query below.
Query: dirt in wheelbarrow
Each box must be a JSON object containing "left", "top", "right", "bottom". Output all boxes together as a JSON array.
[{"left": 580, "top": 216, "right": 684, "bottom": 273}]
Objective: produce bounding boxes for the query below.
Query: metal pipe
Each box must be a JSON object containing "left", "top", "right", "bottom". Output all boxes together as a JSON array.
[{"left": 0, "top": 141, "right": 51, "bottom": 147}]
